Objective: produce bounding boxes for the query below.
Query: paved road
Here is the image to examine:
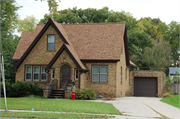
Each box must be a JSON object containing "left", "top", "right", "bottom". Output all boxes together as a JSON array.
[{"left": 92, "top": 97, "right": 180, "bottom": 119}]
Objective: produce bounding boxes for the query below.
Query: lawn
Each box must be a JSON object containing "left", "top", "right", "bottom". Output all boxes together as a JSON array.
[
  {"left": 0, "top": 111, "right": 113, "bottom": 118},
  {"left": 161, "top": 96, "right": 180, "bottom": 108},
  {"left": 0, "top": 97, "right": 121, "bottom": 115}
]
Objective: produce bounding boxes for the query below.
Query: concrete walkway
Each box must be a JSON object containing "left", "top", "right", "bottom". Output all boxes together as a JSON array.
[{"left": 91, "top": 97, "right": 180, "bottom": 119}]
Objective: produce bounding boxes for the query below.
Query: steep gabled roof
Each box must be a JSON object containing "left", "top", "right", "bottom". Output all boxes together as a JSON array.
[
  {"left": 12, "top": 24, "right": 44, "bottom": 60},
  {"left": 45, "top": 44, "right": 87, "bottom": 72},
  {"left": 13, "top": 19, "right": 84, "bottom": 71},
  {"left": 13, "top": 19, "right": 132, "bottom": 71}
]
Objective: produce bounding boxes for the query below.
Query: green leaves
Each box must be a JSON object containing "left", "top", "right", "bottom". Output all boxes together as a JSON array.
[
  {"left": 142, "top": 40, "right": 171, "bottom": 71},
  {"left": 17, "top": 15, "right": 38, "bottom": 34}
]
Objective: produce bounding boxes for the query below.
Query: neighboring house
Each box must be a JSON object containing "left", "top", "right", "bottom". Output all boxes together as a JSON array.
[
  {"left": 169, "top": 67, "right": 180, "bottom": 94},
  {"left": 169, "top": 67, "right": 180, "bottom": 81},
  {"left": 12, "top": 18, "right": 164, "bottom": 98}
]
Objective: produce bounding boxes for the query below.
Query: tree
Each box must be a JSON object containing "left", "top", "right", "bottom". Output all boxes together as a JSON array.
[
  {"left": 164, "top": 21, "right": 180, "bottom": 66},
  {"left": 138, "top": 18, "right": 164, "bottom": 41},
  {"left": 142, "top": 40, "right": 171, "bottom": 71},
  {"left": 54, "top": 9, "right": 82, "bottom": 24},
  {"left": 36, "top": 0, "right": 60, "bottom": 18},
  {"left": 107, "top": 10, "right": 138, "bottom": 33},
  {"left": 128, "top": 30, "right": 154, "bottom": 67},
  {"left": 17, "top": 15, "right": 38, "bottom": 34},
  {"left": 1, "top": 0, "right": 21, "bottom": 82}
]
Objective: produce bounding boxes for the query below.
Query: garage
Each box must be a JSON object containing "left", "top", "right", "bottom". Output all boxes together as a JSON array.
[{"left": 134, "top": 77, "right": 157, "bottom": 97}]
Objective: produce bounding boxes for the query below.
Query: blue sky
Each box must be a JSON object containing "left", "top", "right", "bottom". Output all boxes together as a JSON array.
[{"left": 16, "top": 0, "right": 180, "bottom": 24}]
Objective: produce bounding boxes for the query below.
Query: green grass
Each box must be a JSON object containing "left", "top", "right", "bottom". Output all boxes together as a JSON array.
[
  {"left": 161, "top": 96, "right": 180, "bottom": 108},
  {"left": 0, "top": 111, "right": 114, "bottom": 118},
  {"left": 0, "top": 97, "right": 121, "bottom": 115}
]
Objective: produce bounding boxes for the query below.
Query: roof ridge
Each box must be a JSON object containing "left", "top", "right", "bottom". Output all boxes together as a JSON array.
[
  {"left": 36, "top": 21, "right": 126, "bottom": 26},
  {"left": 62, "top": 22, "right": 126, "bottom": 25}
]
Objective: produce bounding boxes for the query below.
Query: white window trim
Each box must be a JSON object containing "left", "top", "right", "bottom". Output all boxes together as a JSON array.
[
  {"left": 51, "top": 68, "right": 55, "bottom": 79},
  {"left": 25, "top": 65, "right": 32, "bottom": 81},
  {"left": 75, "top": 69, "right": 79, "bottom": 80},
  {"left": 92, "top": 65, "right": 108, "bottom": 82},
  {"left": 41, "top": 66, "right": 47, "bottom": 81},
  {"left": 33, "top": 66, "right": 40, "bottom": 81}
]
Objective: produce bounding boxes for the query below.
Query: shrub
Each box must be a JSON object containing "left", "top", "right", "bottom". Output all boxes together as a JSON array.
[
  {"left": 161, "top": 93, "right": 173, "bottom": 98},
  {"left": 1, "top": 81, "right": 43, "bottom": 97},
  {"left": 75, "top": 89, "right": 81, "bottom": 99},
  {"left": 76, "top": 88, "right": 96, "bottom": 100}
]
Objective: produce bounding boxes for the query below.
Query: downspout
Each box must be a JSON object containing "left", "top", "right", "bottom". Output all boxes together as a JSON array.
[{"left": 79, "top": 71, "right": 83, "bottom": 89}]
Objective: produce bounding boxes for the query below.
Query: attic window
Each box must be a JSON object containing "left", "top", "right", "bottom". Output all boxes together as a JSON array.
[{"left": 48, "top": 35, "right": 55, "bottom": 50}]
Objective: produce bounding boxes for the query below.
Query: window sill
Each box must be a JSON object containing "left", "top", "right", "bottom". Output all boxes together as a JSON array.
[
  {"left": 24, "top": 81, "right": 48, "bottom": 83},
  {"left": 91, "top": 82, "right": 108, "bottom": 83},
  {"left": 47, "top": 50, "right": 55, "bottom": 52}
]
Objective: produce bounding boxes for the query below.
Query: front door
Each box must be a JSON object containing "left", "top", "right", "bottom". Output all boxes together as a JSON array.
[{"left": 60, "top": 65, "right": 70, "bottom": 88}]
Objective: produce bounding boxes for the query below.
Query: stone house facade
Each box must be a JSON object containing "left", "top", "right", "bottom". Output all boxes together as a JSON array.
[{"left": 12, "top": 18, "right": 164, "bottom": 98}]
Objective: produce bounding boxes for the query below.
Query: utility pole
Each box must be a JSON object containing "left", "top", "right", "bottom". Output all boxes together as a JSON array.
[{"left": 1, "top": 55, "right": 8, "bottom": 111}]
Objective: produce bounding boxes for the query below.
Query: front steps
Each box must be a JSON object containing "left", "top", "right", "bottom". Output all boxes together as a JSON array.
[{"left": 48, "top": 89, "right": 65, "bottom": 99}]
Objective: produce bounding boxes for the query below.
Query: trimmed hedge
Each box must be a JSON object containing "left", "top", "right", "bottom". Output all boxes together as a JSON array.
[
  {"left": 1, "top": 81, "right": 43, "bottom": 97},
  {"left": 75, "top": 88, "right": 96, "bottom": 100}
]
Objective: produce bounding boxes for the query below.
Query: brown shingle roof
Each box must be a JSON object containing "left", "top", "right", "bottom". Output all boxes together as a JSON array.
[
  {"left": 62, "top": 22, "right": 125, "bottom": 60},
  {"left": 65, "top": 44, "right": 86, "bottom": 70},
  {"left": 13, "top": 20, "right": 128, "bottom": 70},
  {"left": 12, "top": 24, "right": 44, "bottom": 60}
]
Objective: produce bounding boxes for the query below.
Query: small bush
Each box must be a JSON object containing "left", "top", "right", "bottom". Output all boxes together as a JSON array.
[
  {"left": 75, "top": 89, "right": 81, "bottom": 99},
  {"left": 75, "top": 88, "right": 96, "bottom": 100},
  {"left": 161, "top": 93, "right": 173, "bottom": 98},
  {"left": 1, "top": 81, "right": 43, "bottom": 97}
]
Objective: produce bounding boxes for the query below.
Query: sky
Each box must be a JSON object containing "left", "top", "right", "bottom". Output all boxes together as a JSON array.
[{"left": 16, "top": 0, "right": 180, "bottom": 25}]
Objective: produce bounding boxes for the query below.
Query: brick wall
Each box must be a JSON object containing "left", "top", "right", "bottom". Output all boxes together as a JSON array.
[
  {"left": 80, "top": 72, "right": 87, "bottom": 90},
  {"left": 116, "top": 38, "right": 130, "bottom": 97},
  {"left": 85, "top": 63, "right": 117, "bottom": 97}
]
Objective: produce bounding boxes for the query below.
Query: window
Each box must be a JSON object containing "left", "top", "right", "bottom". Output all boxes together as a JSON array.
[
  {"left": 121, "top": 67, "right": 122, "bottom": 84},
  {"left": 25, "top": 65, "right": 47, "bottom": 81},
  {"left": 41, "top": 66, "right": 47, "bottom": 81},
  {"left": 75, "top": 69, "right": 79, "bottom": 80},
  {"left": 48, "top": 35, "right": 55, "bottom": 50},
  {"left": 92, "top": 65, "right": 108, "bottom": 82},
  {"left": 51, "top": 69, "right": 55, "bottom": 79},
  {"left": 33, "top": 66, "right": 40, "bottom": 81},
  {"left": 26, "top": 66, "right": 32, "bottom": 80}
]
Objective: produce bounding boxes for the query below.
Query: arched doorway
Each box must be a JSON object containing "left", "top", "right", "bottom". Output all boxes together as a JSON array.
[{"left": 60, "top": 65, "right": 71, "bottom": 88}]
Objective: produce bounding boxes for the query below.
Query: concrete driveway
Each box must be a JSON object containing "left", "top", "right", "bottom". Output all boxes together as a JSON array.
[{"left": 92, "top": 97, "right": 180, "bottom": 119}]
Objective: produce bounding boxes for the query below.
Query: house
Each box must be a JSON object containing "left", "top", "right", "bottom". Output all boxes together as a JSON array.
[{"left": 12, "top": 18, "right": 165, "bottom": 98}]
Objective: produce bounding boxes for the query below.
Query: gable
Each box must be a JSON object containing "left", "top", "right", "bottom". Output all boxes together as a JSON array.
[
  {"left": 13, "top": 19, "right": 74, "bottom": 71},
  {"left": 45, "top": 44, "right": 87, "bottom": 72}
]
